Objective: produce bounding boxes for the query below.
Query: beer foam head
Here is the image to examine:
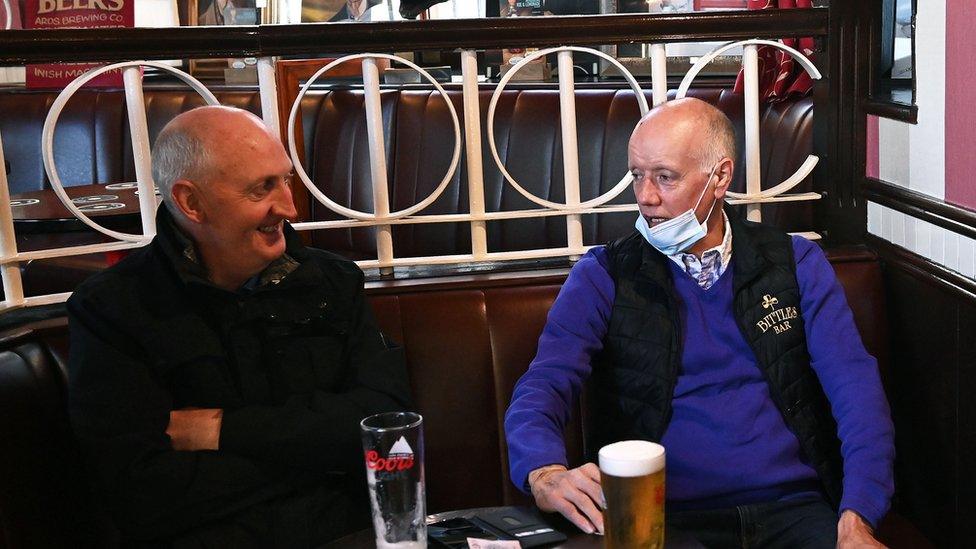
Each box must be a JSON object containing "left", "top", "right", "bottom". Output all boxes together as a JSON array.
[{"left": 598, "top": 440, "right": 665, "bottom": 477}]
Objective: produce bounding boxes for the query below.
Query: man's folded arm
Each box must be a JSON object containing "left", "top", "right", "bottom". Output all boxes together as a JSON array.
[
  {"left": 67, "top": 300, "right": 302, "bottom": 541},
  {"left": 220, "top": 275, "right": 413, "bottom": 473}
]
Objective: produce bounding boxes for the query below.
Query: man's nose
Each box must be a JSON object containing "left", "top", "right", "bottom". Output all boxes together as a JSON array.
[
  {"left": 273, "top": 182, "right": 298, "bottom": 220},
  {"left": 634, "top": 179, "right": 661, "bottom": 207}
]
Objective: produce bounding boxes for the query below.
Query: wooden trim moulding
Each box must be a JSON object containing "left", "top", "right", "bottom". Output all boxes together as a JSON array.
[
  {"left": 862, "top": 97, "right": 918, "bottom": 124},
  {"left": 867, "top": 234, "right": 976, "bottom": 304},
  {"left": 0, "top": 9, "right": 827, "bottom": 66},
  {"left": 862, "top": 177, "right": 976, "bottom": 241}
]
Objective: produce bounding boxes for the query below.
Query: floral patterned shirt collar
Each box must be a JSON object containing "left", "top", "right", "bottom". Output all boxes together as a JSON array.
[{"left": 666, "top": 211, "right": 733, "bottom": 290}]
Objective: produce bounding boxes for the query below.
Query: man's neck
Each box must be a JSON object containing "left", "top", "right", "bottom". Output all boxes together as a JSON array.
[
  {"left": 194, "top": 240, "right": 269, "bottom": 292},
  {"left": 685, "top": 205, "right": 726, "bottom": 258},
  {"left": 206, "top": 268, "right": 256, "bottom": 292}
]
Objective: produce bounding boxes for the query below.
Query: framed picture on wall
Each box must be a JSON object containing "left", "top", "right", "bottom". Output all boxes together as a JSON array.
[
  {"left": 193, "top": 0, "right": 259, "bottom": 25},
  {"left": 188, "top": 0, "right": 260, "bottom": 79},
  {"left": 301, "top": 0, "right": 400, "bottom": 22}
]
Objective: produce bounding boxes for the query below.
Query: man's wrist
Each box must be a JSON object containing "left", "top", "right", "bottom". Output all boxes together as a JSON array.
[
  {"left": 527, "top": 464, "right": 567, "bottom": 490},
  {"left": 209, "top": 409, "right": 224, "bottom": 450},
  {"left": 840, "top": 509, "right": 875, "bottom": 534}
]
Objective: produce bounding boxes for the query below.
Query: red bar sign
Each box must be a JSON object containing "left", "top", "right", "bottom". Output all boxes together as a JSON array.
[{"left": 25, "top": 0, "right": 135, "bottom": 88}]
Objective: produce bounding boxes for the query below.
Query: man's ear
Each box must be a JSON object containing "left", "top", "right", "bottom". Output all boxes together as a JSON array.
[
  {"left": 713, "top": 157, "right": 734, "bottom": 200},
  {"left": 171, "top": 180, "right": 206, "bottom": 224}
]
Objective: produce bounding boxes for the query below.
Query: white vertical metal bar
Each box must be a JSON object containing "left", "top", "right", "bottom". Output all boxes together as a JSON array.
[
  {"left": 742, "top": 44, "right": 762, "bottom": 223},
  {"left": 461, "top": 50, "right": 488, "bottom": 260},
  {"left": 257, "top": 56, "right": 281, "bottom": 139},
  {"left": 649, "top": 43, "right": 668, "bottom": 107},
  {"left": 557, "top": 51, "right": 583, "bottom": 258},
  {"left": 123, "top": 67, "right": 158, "bottom": 237},
  {"left": 362, "top": 58, "right": 394, "bottom": 274},
  {"left": 2, "top": 0, "right": 12, "bottom": 30},
  {"left": 0, "top": 129, "right": 25, "bottom": 308}
]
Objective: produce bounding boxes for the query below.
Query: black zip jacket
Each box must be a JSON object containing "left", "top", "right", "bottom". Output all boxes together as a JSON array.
[{"left": 67, "top": 209, "right": 412, "bottom": 547}]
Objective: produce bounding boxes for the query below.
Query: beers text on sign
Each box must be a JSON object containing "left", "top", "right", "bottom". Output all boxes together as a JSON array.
[
  {"left": 365, "top": 436, "right": 415, "bottom": 472},
  {"left": 37, "top": 0, "right": 124, "bottom": 13},
  {"left": 756, "top": 293, "right": 797, "bottom": 335}
]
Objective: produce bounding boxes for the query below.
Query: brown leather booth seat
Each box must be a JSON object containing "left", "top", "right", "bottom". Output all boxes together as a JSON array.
[
  {"left": 0, "top": 249, "right": 927, "bottom": 548},
  {"left": 0, "top": 85, "right": 813, "bottom": 260}
]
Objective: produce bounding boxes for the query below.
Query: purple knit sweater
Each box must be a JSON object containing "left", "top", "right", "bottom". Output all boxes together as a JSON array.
[{"left": 504, "top": 236, "right": 894, "bottom": 527}]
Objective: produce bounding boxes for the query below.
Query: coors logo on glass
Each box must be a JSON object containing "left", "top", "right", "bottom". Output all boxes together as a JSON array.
[
  {"left": 599, "top": 440, "right": 666, "bottom": 549},
  {"left": 361, "top": 412, "right": 426, "bottom": 549}
]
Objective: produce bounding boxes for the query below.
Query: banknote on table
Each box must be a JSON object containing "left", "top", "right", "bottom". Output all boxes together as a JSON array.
[{"left": 466, "top": 538, "right": 520, "bottom": 549}]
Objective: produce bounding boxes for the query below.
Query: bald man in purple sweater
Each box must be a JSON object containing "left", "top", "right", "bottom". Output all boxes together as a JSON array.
[{"left": 504, "top": 98, "right": 893, "bottom": 548}]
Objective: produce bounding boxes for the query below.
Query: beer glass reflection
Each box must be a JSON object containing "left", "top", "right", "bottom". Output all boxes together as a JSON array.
[
  {"left": 599, "top": 440, "right": 666, "bottom": 549},
  {"left": 361, "top": 412, "right": 426, "bottom": 549}
]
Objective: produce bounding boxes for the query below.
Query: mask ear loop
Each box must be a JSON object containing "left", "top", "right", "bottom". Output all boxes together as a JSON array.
[{"left": 694, "top": 163, "right": 720, "bottom": 227}]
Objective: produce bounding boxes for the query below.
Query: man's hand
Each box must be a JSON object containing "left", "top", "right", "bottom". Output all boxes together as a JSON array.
[
  {"left": 166, "top": 408, "right": 223, "bottom": 451},
  {"left": 528, "top": 463, "right": 604, "bottom": 535},
  {"left": 837, "top": 510, "right": 887, "bottom": 548}
]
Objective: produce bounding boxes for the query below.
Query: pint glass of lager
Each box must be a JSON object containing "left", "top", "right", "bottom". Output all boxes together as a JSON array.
[{"left": 599, "top": 440, "right": 666, "bottom": 549}]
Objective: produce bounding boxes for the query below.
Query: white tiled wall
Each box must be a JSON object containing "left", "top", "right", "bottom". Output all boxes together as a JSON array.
[{"left": 869, "top": 202, "right": 976, "bottom": 280}]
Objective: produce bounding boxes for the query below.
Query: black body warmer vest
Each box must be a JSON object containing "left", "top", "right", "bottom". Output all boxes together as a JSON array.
[{"left": 588, "top": 212, "right": 844, "bottom": 507}]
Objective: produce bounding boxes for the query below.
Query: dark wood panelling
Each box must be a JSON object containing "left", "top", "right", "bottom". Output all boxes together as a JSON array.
[
  {"left": 884, "top": 265, "right": 958, "bottom": 546},
  {"left": 870, "top": 235, "right": 976, "bottom": 547},
  {"left": 814, "top": 2, "right": 871, "bottom": 246},
  {"left": 958, "top": 304, "right": 976, "bottom": 547}
]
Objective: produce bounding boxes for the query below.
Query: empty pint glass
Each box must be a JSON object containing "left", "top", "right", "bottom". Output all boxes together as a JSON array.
[
  {"left": 361, "top": 412, "right": 426, "bottom": 549},
  {"left": 599, "top": 440, "right": 666, "bottom": 549}
]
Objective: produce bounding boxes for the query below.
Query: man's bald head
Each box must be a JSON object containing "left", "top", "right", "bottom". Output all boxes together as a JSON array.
[
  {"left": 151, "top": 106, "right": 274, "bottom": 217},
  {"left": 632, "top": 97, "right": 736, "bottom": 174}
]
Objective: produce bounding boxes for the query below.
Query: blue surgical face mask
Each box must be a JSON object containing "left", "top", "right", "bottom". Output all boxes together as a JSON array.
[{"left": 635, "top": 164, "right": 719, "bottom": 256}]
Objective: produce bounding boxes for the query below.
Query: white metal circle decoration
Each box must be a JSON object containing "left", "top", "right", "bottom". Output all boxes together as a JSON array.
[
  {"left": 42, "top": 61, "right": 219, "bottom": 242},
  {"left": 2, "top": 0, "right": 11, "bottom": 30},
  {"left": 676, "top": 39, "right": 822, "bottom": 201},
  {"left": 3, "top": 0, "right": 14, "bottom": 29},
  {"left": 287, "top": 53, "right": 462, "bottom": 221},
  {"left": 487, "top": 46, "right": 650, "bottom": 211}
]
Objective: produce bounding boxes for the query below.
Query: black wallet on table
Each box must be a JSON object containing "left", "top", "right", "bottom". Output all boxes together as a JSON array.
[{"left": 428, "top": 507, "right": 567, "bottom": 548}]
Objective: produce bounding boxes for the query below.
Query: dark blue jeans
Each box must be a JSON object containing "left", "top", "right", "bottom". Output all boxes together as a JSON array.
[{"left": 667, "top": 496, "right": 838, "bottom": 549}]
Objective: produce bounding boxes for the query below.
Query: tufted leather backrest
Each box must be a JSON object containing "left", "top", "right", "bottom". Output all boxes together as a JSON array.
[
  {"left": 0, "top": 88, "right": 263, "bottom": 195},
  {"left": 300, "top": 87, "right": 814, "bottom": 257}
]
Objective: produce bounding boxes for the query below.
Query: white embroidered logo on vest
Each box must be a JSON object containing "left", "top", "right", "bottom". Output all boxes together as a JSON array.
[{"left": 757, "top": 294, "right": 798, "bottom": 335}]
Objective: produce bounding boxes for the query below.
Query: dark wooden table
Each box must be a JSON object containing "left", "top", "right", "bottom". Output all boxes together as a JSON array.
[
  {"left": 321, "top": 507, "right": 704, "bottom": 548},
  {"left": 9, "top": 182, "right": 149, "bottom": 235}
]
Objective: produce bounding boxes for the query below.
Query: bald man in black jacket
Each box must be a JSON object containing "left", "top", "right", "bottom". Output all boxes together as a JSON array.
[{"left": 68, "top": 106, "right": 412, "bottom": 548}]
